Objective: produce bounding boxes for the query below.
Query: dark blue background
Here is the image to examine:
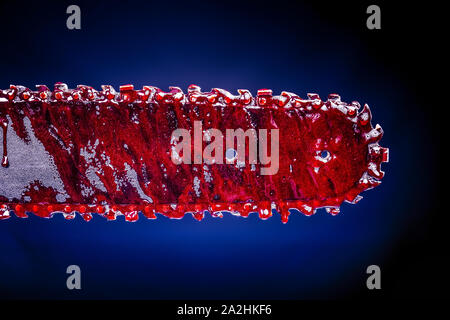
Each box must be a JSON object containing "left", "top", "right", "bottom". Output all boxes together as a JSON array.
[{"left": 0, "top": 0, "right": 445, "bottom": 299}]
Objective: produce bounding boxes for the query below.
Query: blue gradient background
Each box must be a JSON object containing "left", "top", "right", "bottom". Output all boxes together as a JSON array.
[{"left": 0, "top": 1, "right": 444, "bottom": 299}]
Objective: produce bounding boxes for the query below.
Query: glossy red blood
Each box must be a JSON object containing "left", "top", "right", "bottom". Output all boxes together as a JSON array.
[{"left": 0, "top": 83, "right": 388, "bottom": 223}]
